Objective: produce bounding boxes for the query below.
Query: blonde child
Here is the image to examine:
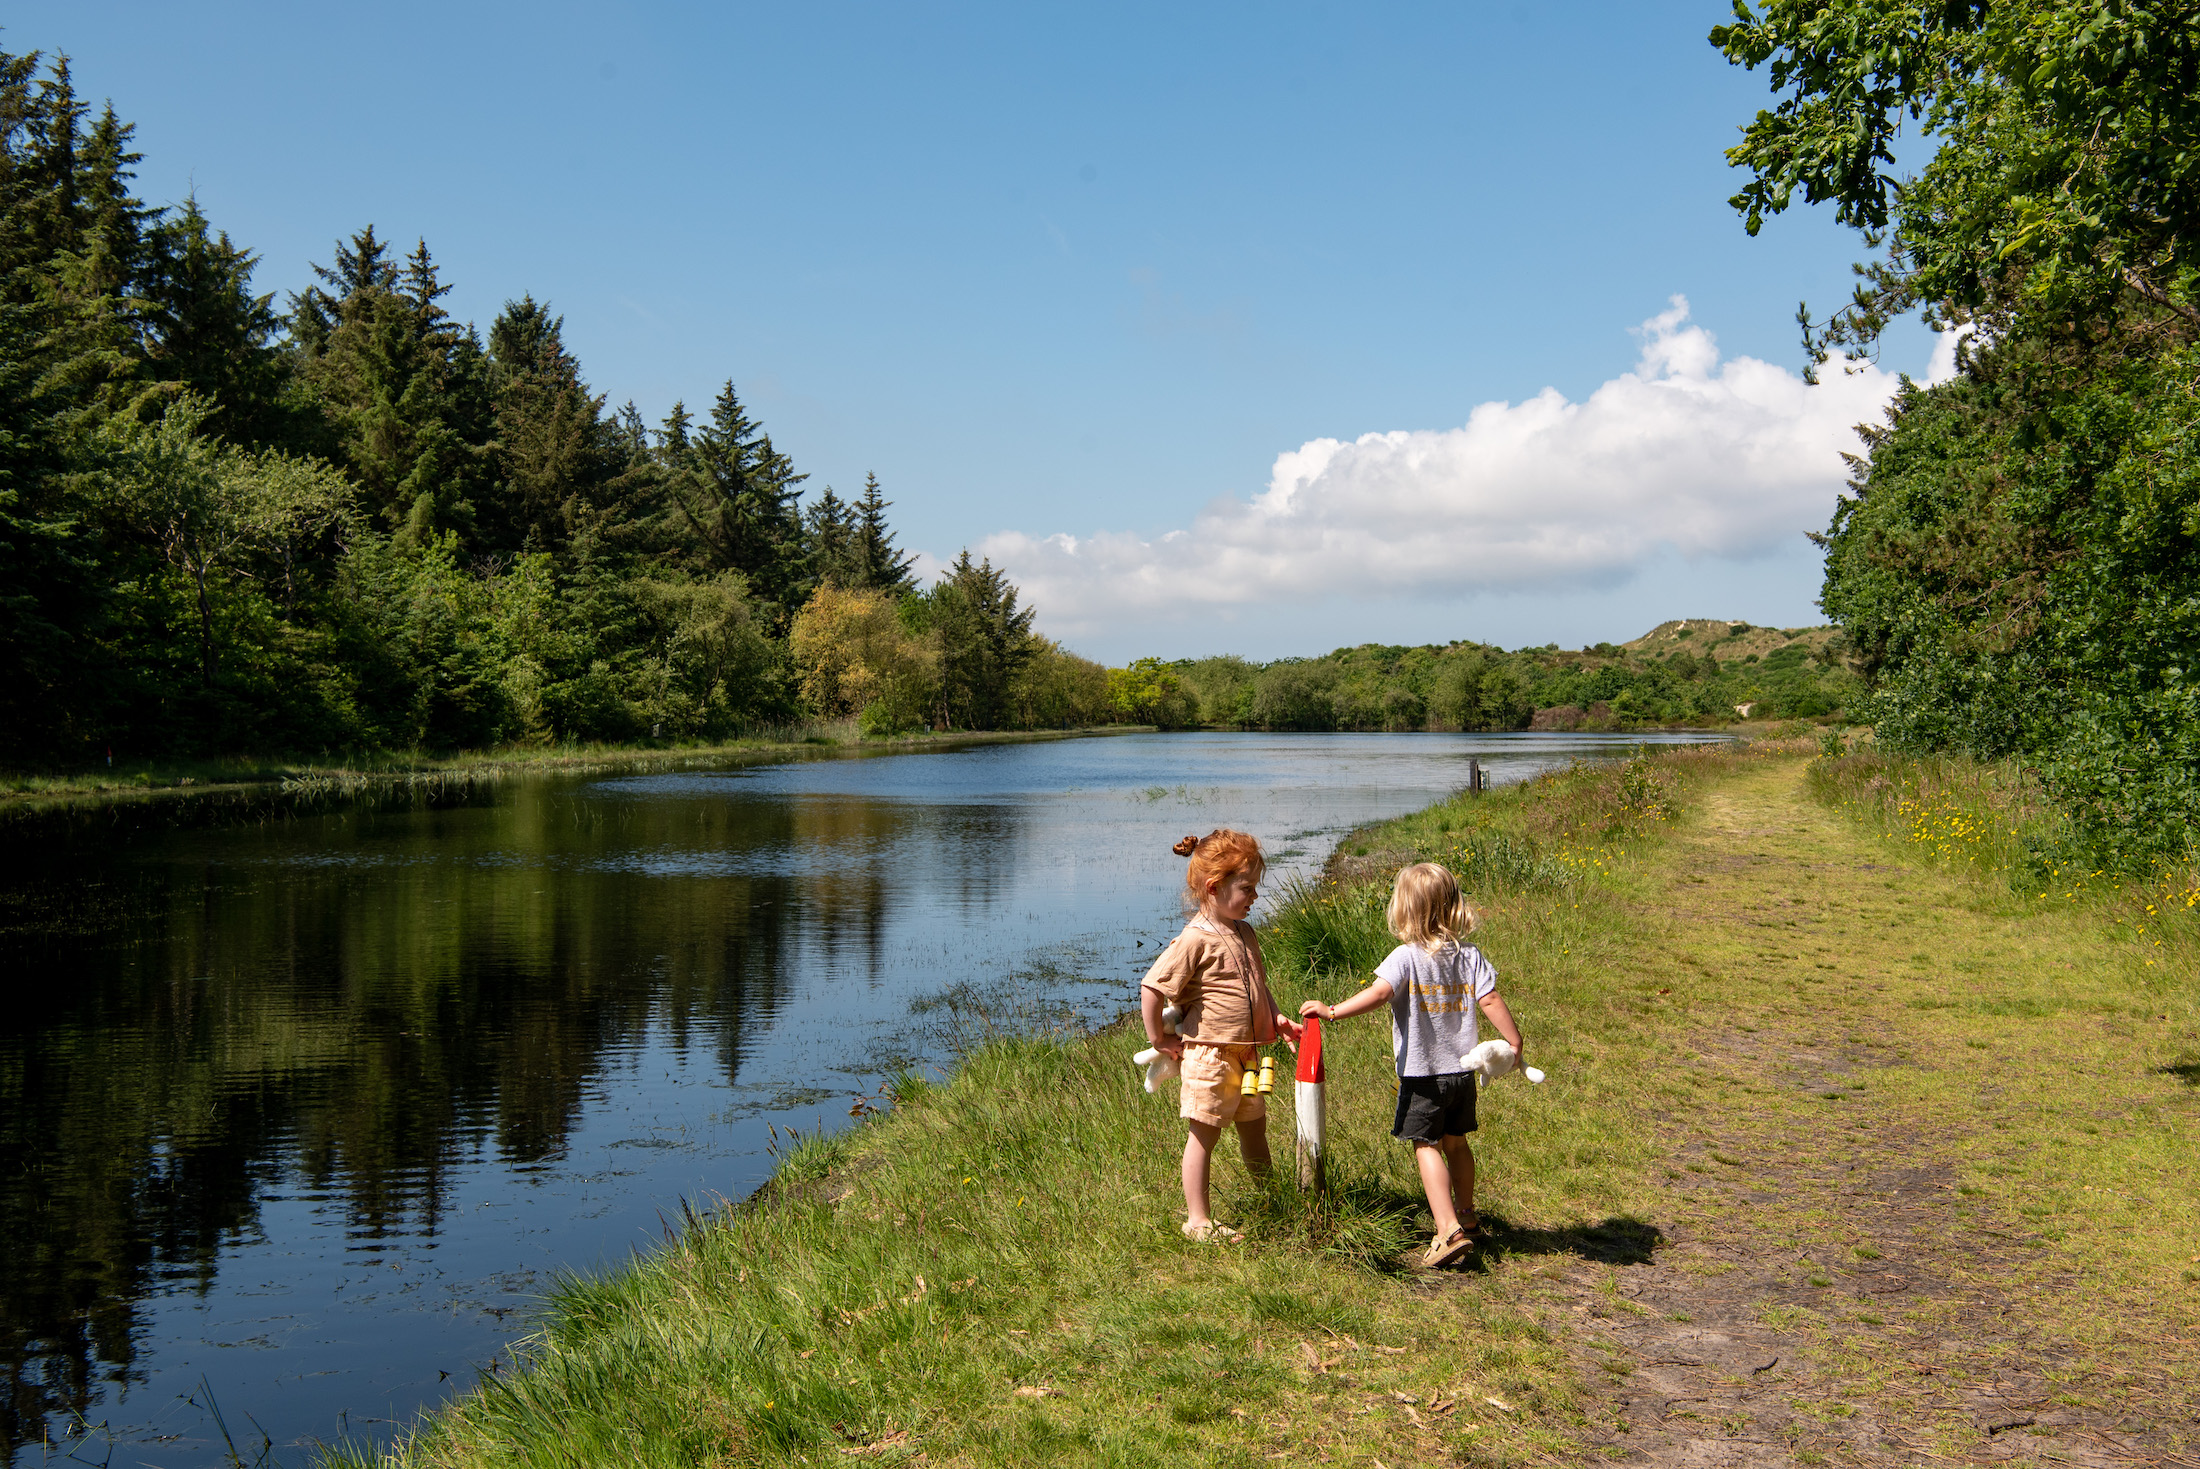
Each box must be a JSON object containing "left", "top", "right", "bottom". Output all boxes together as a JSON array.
[
  {"left": 1140, "top": 829, "right": 1303, "bottom": 1242},
  {"left": 1300, "top": 861, "right": 1524, "bottom": 1268}
]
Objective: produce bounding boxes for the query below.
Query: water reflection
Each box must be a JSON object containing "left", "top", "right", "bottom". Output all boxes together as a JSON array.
[{"left": 0, "top": 730, "right": 1718, "bottom": 1462}]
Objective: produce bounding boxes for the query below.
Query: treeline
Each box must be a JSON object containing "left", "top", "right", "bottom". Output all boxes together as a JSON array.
[
  {"left": 1124, "top": 622, "right": 1856, "bottom": 731},
  {"left": 1714, "top": 2, "right": 2200, "bottom": 861},
  {"left": 0, "top": 50, "right": 1111, "bottom": 765},
  {"left": 0, "top": 45, "right": 1864, "bottom": 769}
]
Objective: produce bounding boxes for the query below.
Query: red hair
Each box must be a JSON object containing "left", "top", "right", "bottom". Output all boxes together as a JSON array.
[{"left": 1172, "top": 828, "right": 1265, "bottom": 905}]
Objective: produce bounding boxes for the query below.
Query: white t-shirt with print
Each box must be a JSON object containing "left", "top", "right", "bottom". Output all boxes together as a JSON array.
[{"left": 1374, "top": 941, "right": 1498, "bottom": 1078}]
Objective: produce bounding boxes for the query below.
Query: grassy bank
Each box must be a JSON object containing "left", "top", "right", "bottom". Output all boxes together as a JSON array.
[
  {"left": 334, "top": 741, "right": 2200, "bottom": 1468},
  {"left": 0, "top": 725, "right": 1134, "bottom": 816}
]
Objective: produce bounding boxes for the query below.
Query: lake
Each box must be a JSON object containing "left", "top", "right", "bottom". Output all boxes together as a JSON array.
[{"left": 0, "top": 730, "right": 1719, "bottom": 1464}]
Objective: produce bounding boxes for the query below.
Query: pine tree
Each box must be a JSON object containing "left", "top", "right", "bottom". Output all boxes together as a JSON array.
[
  {"left": 803, "top": 483, "right": 857, "bottom": 587},
  {"left": 666, "top": 381, "right": 810, "bottom": 613},
  {"left": 5, "top": 56, "right": 92, "bottom": 288},
  {"left": 70, "top": 103, "right": 154, "bottom": 300},
  {"left": 287, "top": 225, "right": 396, "bottom": 356},
  {"left": 141, "top": 197, "right": 290, "bottom": 447},
  {"left": 0, "top": 294, "right": 106, "bottom": 759},
  {"left": 484, "top": 294, "right": 615, "bottom": 552},
  {"left": 853, "top": 471, "right": 917, "bottom": 593},
  {"left": 0, "top": 57, "right": 163, "bottom": 427},
  {"left": 291, "top": 231, "right": 493, "bottom": 541},
  {"left": 931, "top": 550, "right": 1036, "bottom": 729}
]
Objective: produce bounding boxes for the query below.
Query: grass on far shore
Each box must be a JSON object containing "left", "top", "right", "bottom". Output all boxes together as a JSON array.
[
  {"left": 0, "top": 724, "right": 1131, "bottom": 808},
  {"left": 328, "top": 736, "right": 2200, "bottom": 1468}
]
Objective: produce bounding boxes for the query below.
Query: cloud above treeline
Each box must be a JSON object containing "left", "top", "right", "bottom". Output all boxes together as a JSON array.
[{"left": 977, "top": 298, "right": 1906, "bottom": 642}]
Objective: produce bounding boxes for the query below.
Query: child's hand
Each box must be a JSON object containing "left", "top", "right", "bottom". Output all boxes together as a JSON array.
[
  {"left": 1277, "top": 1015, "right": 1304, "bottom": 1043},
  {"left": 1297, "top": 999, "right": 1329, "bottom": 1020},
  {"left": 1151, "top": 1035, "right": 1184, "bottom": 1059}
]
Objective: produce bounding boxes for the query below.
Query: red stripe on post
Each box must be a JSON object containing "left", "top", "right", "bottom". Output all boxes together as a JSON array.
[{"left": 1296, "top": 1015, "right": 1324, "bottom": 1083}]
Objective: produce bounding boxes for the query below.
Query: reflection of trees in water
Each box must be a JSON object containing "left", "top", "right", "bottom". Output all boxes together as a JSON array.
[
  {"left": 912, "top": 805, "right": 1023, "bottom": 918},
  {"left": 0, "top": 772, "right": 978, "bottom": 1461}
]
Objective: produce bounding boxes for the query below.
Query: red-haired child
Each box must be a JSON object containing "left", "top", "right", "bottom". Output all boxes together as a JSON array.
[{"left": 1140, "top": 828, "right": 1303, "bottom": 1242}]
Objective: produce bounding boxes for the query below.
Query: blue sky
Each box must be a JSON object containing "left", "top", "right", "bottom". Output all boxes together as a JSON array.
[{"left": 32, "top": 2, "right": 1934, "bottom": 661}]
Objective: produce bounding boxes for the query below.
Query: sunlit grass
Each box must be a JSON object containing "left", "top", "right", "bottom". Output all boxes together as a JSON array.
[
  {"left": 1808, "top": 744, "right": 2200, "bottom": 965},
  {"left": 329, "top": 748, "right": 1746, "bottom": 1469},
  {"left": 331, "top": 736, "right": 2200, "bottom": 1466},
  {"left": 0, "top": 725, "right": 1120, "bottom": 807}
]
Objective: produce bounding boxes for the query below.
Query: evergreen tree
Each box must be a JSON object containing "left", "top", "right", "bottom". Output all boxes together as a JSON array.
[
  {"left": 0, "top": 49, "right": 45, "bottom": 283},
  {"left": 803, "top": 483, "right": 857, "bottom": 587},
  {"left": 853, "top": 471, "right": 917, "bottom": 593},
  {"left": 69, "top": 103, "right": 154, "bottom": 301},
  {"left": 3, "top": 56, "right": 93, "bottom": 287},
  {"left": 287, "top": 224, "right": 395, "bottom": 356},
  {"left": 484, "top": 293, "right": 616, "bottom": 553},
  {"left": 141, "top": 198, "right": 290, "bottom": 447},
  {"left": 666, "top": 381, "right": 809, "bottom": 613},
  {"left": 0, "top": 57, "right": 162, "bottom": 429},
  {"left": 0, "top": 295, "right": 105, "bottom": 760},
  {"left": 291, "top": 231, "right": 492, "bottom": 542},
  {"left": 931, "top": 549, "right": 1035, "bottom": 729}
]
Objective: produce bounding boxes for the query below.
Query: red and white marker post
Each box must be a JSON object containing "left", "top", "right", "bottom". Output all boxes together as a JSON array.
[{"left": 1295, "top": 1015, "right": 1326, "bottom": 1192}]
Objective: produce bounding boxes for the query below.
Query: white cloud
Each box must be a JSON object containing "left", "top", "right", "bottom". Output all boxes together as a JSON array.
[{"left": 975, "top": 298, "right": 1902, "bottom": 643}]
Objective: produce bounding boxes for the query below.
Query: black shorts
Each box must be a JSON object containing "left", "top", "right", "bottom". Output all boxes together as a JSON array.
[{"left": 1391, "top": 1072, "right": 1478, "bottom": 1143}]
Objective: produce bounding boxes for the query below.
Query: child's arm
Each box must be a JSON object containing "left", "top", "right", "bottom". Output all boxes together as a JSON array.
[
  {"left": 1298, "top": 978, "right": 1394, "bottom": 1024},
  {"left": 1478, "top": 991, "right": 1524, "bottom": 1056},
  {"left": 1140, "top": 986, "right": 1182, "bottom": 1058}
]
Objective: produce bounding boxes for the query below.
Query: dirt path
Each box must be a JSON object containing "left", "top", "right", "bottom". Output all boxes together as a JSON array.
[{"left": 1488, "top": 761, "right": 2200, "bottom": 1467}]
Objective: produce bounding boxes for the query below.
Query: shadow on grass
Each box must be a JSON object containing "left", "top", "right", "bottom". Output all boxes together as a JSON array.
[
  {"left": 1465, "top": 1214, "right": 1664, "bottom": 1271},
  {"left": 2154, "top": 1059, "right": 2200, "bottom": 1087}
]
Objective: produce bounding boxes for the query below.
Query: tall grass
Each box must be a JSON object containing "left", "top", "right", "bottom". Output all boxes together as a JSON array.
[
  {"left": 330, "top": 736, "right": 1806, "bottom": 1469},
  {"left": 324, "top": 1030, "right": 1501, "bottom": 1469},
  {"left": 1808, "top": 743, "right": 2200, "bottom": 960}
]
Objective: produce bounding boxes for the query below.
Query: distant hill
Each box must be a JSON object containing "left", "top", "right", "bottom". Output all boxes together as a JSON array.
[{"left": 1622, "top": 619, "right": 1840, "bottom": 666}]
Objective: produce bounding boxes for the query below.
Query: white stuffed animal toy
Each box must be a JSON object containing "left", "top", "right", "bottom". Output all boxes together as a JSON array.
[
  {"left": 1462, "top": 1038, "right": 1546, "bottom": 1085},
  {"left": 1132, "top": 1006, "right": 1185, "bottom": 1092}
]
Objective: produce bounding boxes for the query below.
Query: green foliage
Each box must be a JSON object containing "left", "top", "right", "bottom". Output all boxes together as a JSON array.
[
  {"left": 805, "top": 472, "right": 918, "bottom": 596},
  {"left": 1106, "top": 656, "right": 1198, "bottom": 728},
  {"left": 1713, "top": 0, "right": 2200, "bottom": 365},
  {"left": 924, "top": 551, "right": 1038, "bottom": 730},
  {"left": 0, "top": 46, "right": 1049, "bottom": 765},
  {"left": 661, "top": 381, "right": 810, "bottom": 616},
  {"left": 1156, "top": 637, "right": 1855, "bottom": 733},
  {"left": 1818, "top": 342, "right": 2200, "bottom": 860},
  {"left": 1720, "top": 1, "right": 2200, "bottom": 865}
]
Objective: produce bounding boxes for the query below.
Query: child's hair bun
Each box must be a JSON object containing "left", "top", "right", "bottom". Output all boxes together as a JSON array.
[{"left": 1171, "top": 835, "right": 1200, "bottom": 857}]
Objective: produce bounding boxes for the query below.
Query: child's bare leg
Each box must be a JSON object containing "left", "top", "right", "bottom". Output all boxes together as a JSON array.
[
  {"left": 1236, "top": 1117, "right": 1273, "bottom": 1181},
  {"left": 1182, "top": 1120, "right": 1223, "bottom": 1226},
  {"left": 1414, "top": 1142, "right": 1463, "bottom": 1239},
  {"left": 1445, "top": 1135, "right": 1478, "bottom": 1229}
]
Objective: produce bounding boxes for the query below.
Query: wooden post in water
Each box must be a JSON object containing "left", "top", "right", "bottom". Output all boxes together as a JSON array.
[
  {"left": 1467, "top": 758, "right": 1481, "bottom": 797},
  {"left": 1295, "top": 1016, "right": 1327, "bottom": 1192}
]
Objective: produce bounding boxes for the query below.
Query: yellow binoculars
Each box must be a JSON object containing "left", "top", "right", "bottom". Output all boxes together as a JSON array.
[{"left": 1239, "top": 1055, "right": 1278, "bottom": 1097}]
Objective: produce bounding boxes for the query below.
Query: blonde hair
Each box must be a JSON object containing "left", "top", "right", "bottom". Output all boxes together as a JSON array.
[
  {"left": 1386, "top": 862, "right": 1478, "bottom": 951},
  {"left": 1172, "top": 828, "right": 1265, "bottom": 908}
]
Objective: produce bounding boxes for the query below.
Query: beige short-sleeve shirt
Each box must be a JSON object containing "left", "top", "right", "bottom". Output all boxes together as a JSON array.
[{"left": 1140, "top": 916, "right": 1279, "bottom": 1044}]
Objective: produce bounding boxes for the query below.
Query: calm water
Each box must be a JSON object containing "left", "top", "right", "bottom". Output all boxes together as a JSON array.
[{"left": 0, "top": 731, "right": 1717, "bottom": 1464}]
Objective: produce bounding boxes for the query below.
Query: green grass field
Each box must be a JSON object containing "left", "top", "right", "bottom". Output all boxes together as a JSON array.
[{"left": 331, "top": 740, "right": 2200, "bottom": 1468}]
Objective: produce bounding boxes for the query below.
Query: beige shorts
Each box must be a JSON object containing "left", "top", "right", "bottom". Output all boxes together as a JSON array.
[{"left": 1180, "top": 1044, "right": 1267, "bottom": 1127}]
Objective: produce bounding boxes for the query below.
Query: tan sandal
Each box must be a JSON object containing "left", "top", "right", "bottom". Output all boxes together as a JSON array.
[
  {"left": 1182, "top": 1220, "right": 1245, "bottom": 1244},
  {"left": 1420, "top": 1226, "right": 1473, "bottom": 1268}
]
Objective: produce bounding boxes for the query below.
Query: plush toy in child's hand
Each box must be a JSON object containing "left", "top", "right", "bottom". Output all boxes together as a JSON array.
[
  {"left": 1132, "top": 1006, "right": 1185, "bottom": 1092},
  {"left": 1462, "top": 1038, "right": 1546, "bottom": 1085}
]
